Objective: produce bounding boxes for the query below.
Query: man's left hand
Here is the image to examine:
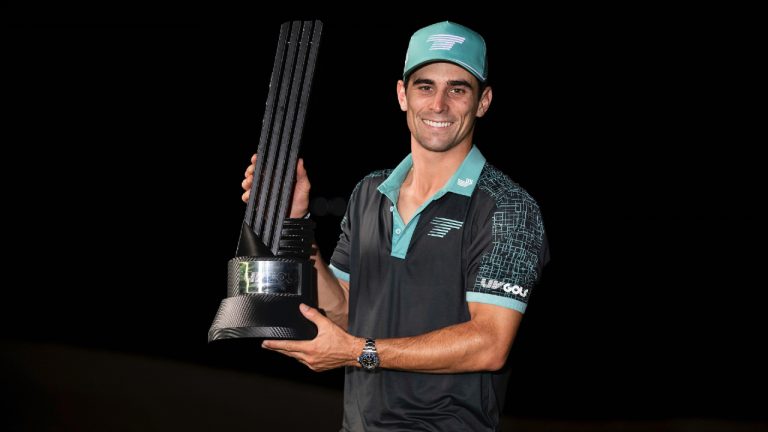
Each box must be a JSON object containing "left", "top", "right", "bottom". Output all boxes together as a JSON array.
[{"left": 262, "top": 304, "right": 362, "bottom": 372}]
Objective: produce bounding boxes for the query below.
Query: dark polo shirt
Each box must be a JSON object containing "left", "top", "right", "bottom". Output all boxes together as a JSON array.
[{"left": 330, "top": 146, "right": 549, "bottom": 431}]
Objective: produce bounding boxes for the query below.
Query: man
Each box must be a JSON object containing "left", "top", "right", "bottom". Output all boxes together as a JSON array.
[{"left": 243, "top": 21, "right": 549, "bottom": 431}]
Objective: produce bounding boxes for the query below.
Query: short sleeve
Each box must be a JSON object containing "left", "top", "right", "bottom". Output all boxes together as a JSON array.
[
  {"left": 466, "top": 191, "right": 548, "bottom": 313},
  {"left": 330, "top": 179, "right": 365, "bottom": 282}
]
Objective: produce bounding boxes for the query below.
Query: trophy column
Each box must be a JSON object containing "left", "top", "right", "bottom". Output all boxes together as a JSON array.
[{"left": 208, "top": 20, "right": 322, "bottom": 342}]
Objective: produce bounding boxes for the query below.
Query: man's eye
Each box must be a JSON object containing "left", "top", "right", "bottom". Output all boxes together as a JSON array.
[
  {"left": 450, "top": 88, "right": 466, "bottom": 94},
  {"left": 418, "top": 86, "right": 432, "bottom": 91}
]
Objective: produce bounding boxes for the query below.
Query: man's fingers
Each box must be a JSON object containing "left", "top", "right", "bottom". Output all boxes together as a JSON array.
[
  {"left": 262, "top": 339, "right": 304, "bottom": 352},
  {"left": 298, "top": 303, "right": 327, "bottom": 326},
  {"left": 297, "top": 159, "right": 310, "bottom": 183},
  {"left": 242, "top": 154, "right": 257, "bottom": 204}
]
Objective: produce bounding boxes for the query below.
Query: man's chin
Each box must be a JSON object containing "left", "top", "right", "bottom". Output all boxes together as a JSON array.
[{"left": 417, "top": 140, "right": 458, "bottom": 153}]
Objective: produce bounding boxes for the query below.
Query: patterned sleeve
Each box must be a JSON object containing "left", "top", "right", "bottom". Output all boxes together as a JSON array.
[{"left": 466, "top": 189, "right": 548, "bottom": 313}]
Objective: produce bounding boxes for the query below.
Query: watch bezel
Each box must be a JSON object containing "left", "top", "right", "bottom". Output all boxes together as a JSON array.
[{"left": 358, "top": 352, "right": 380, "bottom": 370}]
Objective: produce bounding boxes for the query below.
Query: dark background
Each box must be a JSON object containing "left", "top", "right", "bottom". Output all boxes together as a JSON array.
[{"left": 4, "top": 4, "right": 765, "bottom": 431}]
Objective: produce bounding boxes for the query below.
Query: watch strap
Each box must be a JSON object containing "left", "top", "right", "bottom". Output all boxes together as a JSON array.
[{"left": 363, "top": 338, "right": 377, "bottom": 352}]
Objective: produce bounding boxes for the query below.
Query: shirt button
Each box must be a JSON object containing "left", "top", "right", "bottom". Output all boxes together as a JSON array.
[{"left": 395, "top": 228, "right": 401, "bottom": 234}]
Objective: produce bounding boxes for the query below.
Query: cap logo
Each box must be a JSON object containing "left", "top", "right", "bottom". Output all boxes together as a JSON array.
[{"left": 426, "top": 34, "right": 465, "bottom": 51}]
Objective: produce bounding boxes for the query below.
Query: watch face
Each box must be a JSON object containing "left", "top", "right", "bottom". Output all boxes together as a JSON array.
[{"left": 358, "top": 352, "right": 380, "bottom": 370}]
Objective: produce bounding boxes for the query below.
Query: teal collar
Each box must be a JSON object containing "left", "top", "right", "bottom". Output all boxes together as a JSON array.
[{"left": 377, "top": 145, "right": 486, "bottom": 202}]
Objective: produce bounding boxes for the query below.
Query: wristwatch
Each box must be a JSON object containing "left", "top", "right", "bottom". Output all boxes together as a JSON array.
[{"left": 357, "top": 338, "right": 380, "bottom": 371}]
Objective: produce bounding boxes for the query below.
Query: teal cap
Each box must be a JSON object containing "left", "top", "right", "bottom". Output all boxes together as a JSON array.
[{"left": 403, "top": 21, "right": 488, "bottom": 82}]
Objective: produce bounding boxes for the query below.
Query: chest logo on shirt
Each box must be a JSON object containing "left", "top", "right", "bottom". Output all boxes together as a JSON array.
[
  {"left": 428, "top": 217, "right": 464, "bottom": 238},
  {"left": 457, "top": 177, "right": 474, "bottom": 187}
]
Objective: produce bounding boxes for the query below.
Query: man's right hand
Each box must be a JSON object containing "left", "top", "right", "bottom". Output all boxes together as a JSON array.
[{"left": 241, "top": 154, "right": 311, "bottom": 219}]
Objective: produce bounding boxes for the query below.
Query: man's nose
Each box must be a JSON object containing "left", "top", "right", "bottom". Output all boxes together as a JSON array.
[{"left": 430, "top": 91, "right": 447, "bottom": 113}]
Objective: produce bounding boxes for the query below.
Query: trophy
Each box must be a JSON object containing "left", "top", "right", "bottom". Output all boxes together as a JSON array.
[{"left": 208, "top": 20, "right": 323, "bottom": 341}]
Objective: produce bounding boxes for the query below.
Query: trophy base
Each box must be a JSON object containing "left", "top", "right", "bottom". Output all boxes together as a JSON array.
[
  {"left": 209, "top": 326, "right": 314, "bottom": 341},
  {"left": 208, "top": 292, "right": 318, "bottom": 342}
]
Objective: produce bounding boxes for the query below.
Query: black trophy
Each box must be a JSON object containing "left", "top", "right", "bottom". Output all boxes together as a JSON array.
[{"left": 208, "top": 20, "right": 322, "bottom": 341}]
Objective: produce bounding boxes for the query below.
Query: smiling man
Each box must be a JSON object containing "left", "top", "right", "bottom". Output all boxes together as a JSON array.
[{"left": 246, "top": 21, "right": 550, "bottom": 431}]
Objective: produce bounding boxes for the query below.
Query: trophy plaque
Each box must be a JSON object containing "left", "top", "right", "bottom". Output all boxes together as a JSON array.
[{"left": 209, "top": 20, "right": 322, "bottom": 341}]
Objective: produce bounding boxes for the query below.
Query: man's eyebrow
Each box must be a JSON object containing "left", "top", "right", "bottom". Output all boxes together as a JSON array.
[
  {"left": 412, "top": 78, "right": 435, "bottom": 86},
  {"left": 447, "top": 80, "right": 473, "bottom": 88},
  {"left": 412, "top": 78, "right": 474, "bottom": 89}
]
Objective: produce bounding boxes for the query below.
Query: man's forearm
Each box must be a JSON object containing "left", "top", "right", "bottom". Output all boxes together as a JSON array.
[
  {"left": 311, "top": 247, "right": 349, "bottom": 329},
  {"left": 374, "top": 304, "right": 522, "bottom": 373}
]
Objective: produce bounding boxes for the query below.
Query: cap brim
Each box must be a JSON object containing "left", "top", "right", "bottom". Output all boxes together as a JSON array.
[{"left": 404, "top": 59, "right": 486, "bottom": 83}]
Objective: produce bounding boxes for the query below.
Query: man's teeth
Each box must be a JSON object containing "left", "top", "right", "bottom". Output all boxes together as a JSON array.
[{"left": 423, "top": 119, "right": 452, "bottom": 128}]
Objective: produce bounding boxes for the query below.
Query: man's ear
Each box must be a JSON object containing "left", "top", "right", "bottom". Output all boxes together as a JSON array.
[
  {"left": 476, "top": 86, "right": 493, "bottom": 118},
  {"left": 397, "top": 80, "right": 408, "bottom": 112}
]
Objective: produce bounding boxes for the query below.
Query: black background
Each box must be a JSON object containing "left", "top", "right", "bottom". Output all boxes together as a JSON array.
[{"left": 5, "top": 3, "right": 765, "bottom": 427}]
